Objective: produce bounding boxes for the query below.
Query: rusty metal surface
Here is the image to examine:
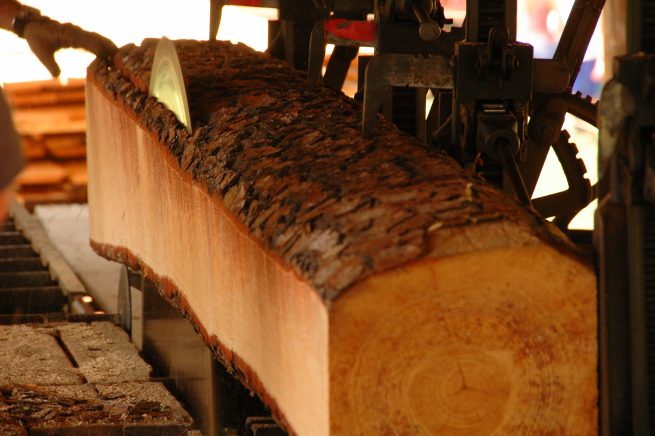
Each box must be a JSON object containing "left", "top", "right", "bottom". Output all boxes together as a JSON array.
[
  {"left": 325, "top": 18, "right": 376, "bottom": 46},
  {"left": 362, "top": 53, "right": 453, "bottom": 136},
  {"left": 514, "top": 0, "right": 604, "bottom": 226}
]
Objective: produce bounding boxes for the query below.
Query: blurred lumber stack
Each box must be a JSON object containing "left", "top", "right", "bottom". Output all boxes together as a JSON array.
[{"left": 4, "top": 79, "right": 88, "bottom": 210}]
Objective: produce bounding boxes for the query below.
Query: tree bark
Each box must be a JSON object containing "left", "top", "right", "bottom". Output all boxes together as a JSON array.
[{"left": 86, "top": 39, "right": 597, "bottom": 435}]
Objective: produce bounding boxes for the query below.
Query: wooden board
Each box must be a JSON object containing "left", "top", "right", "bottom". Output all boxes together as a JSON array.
[
  {"left": 43, "top": 133, "right": 87, "bottom": 159},
  {"left": 14, "top": 161, "right": 67, "bottom": 187},
  {"left": 58, "top": 322, "right": 152, "bottom": 384},
  {"left": 3, "top": 79, "right": 86, "bottom": 109},
  {"left": 10, "top": 105, "right": 86, "bottom": 137},
  {"left": 0, "top": 324, "right": 81, "bottom": 386},
  {"left": 87, "top": 40, "right": 598, "bottom": 435}
]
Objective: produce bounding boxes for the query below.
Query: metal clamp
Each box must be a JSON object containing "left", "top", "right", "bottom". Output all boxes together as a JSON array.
[{"left": 362, "top": 53, "right": 453, "bottom": 136}]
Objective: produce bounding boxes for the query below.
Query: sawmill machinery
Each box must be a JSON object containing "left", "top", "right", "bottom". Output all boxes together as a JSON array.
[{"left": 208, "top": 0, "right": 599, "bottom": 233}]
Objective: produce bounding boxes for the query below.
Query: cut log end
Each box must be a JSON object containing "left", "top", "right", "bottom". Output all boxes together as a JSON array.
[{"left": 331, "top": 244, "right": 596, "bottom": 435}]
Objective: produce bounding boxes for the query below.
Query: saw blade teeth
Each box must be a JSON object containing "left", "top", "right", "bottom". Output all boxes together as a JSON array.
[
  {"left": 558, "top": 131, "right": 589, "bottom": 177},
  {"left": 573, "top": 90, "right": 595, "bottom": 103}
]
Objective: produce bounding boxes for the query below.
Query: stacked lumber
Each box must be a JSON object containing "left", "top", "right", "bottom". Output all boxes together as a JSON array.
[
  {"left": 87, "top": 39, "right": 598, "bottom": 435},
  {"left": 4, "top": 79, "right": 88, "bottom": 209}
]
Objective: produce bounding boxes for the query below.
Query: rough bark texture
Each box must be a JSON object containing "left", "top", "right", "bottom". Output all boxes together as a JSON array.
[
  {"left": 0, "top": 383, "right": 192, "bottom": 434},
  {"left": 95, "top": 39, "right": 577, "bottom": 302}
]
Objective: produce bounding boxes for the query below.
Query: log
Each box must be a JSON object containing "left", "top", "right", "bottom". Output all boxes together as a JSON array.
[{"left": 86, "top": 39, "right": 598, "bottom": 435}]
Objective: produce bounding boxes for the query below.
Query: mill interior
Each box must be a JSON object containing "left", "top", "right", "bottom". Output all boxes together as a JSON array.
[{"left": 0, "top": 0, "right": 651, "bottom": 434}]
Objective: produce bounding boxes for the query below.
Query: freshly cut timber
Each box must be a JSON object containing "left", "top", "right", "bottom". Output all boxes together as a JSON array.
[{"left": 86, "top": 39, "right": 597, "bottom": 435}]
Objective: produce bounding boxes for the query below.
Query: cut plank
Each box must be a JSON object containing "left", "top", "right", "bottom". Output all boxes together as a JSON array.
[
  {"left": 20, "top": 137, "right": 48, "bottom": 160},
  {"left": 43, "top": 133, "right": 87, "bottom": 159},
  {"left": 0, "top": 325, "right": 82, "bottom": 386},
  {"left": 0, "top": 321, "right": 193, "bottom": 434},
  {"left": 10, "top": 106, "right": 86, "bottom": 137},
  {"left": 63, "top": 161, "right": 88, "bottom": 187},
  {"left": 14, "top": 161, "right": 67, "bottom": 187},
  {"left": 58, "top": 322, "right": 152, "bottom": 384},
  {"left": 87, "top": 40, "right": 598, "bottom": 435},
  {"left": 3, "top": 78, "right": 85, "bottom": 109}
]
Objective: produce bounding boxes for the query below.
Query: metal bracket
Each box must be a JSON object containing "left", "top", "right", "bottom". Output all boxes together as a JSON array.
[
  {"left": 209, "top": 0, "right": 227, "bottom": 41},
  {"left": 308, "top": 18, "right": 375, "bottom": 88},
  {"left": 362, "top": 53, "right": 453, "bottom": 136},
  {"left": 117, "top": 265, "right": 132, "bottom": 334}
]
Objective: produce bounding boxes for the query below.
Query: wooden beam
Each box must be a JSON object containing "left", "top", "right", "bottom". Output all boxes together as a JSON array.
[
  {"left": 3, "top": 78, "right": 85, "bottom": 109},
  {"left": 86, "top": 40, "right": 597, "bottom": 435}
]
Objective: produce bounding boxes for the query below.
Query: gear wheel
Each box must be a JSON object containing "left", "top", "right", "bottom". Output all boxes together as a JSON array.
[
  {"left": 518, "top": 90, "right": 597, "bottom": 228},
  {"left": 516, "top": 0, "right": 603, "bottom": 230},
  {"left": 530, "top": 130, "right": 594, "bottom": 229}
]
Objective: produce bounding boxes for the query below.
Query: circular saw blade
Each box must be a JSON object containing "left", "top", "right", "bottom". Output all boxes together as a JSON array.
[{"left": 149, "top": 38, "right": 192, "bottom": 132}]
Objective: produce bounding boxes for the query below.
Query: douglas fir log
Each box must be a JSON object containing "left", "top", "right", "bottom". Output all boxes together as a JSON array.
[{"left": 86, "top": 39, "right": 597, "bottom": 435}]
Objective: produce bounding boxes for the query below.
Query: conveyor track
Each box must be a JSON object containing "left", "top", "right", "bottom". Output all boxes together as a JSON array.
[
  {"left": 0, "top": 210, "right": 197, "bottom": 435},
  {"left": 0, "top": 218, "right": 66, "bottom": 315}
]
